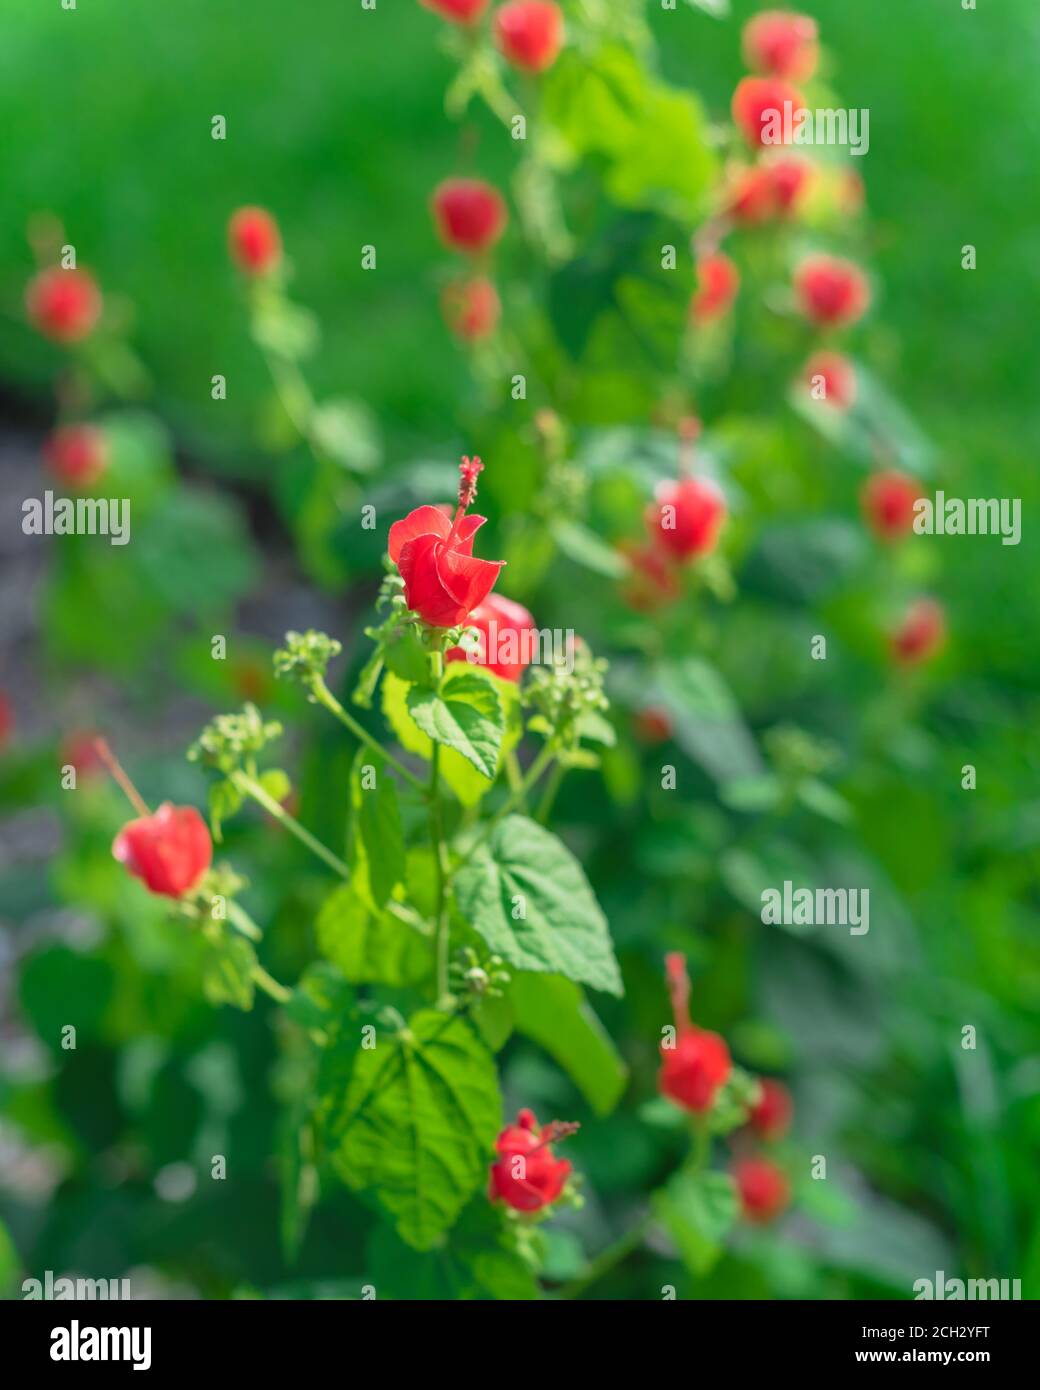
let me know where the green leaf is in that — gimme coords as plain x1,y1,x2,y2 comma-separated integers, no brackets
285,961,355,1031
382,671,507,806
542,46,716,220
652,1170,739,1277
651,658,764,786
309,398,380,473
202,933,257,1011
551,519,627,578
316,883,431,987
330,1011,501,1250
259,768,291,804
251,297,319,361
367,1201,538,1300
406,666,504,780
208,777,244,842
382,626,431,685
511,973,627,1115
454,815,623,997
471,993,514,1052
350,749,405,908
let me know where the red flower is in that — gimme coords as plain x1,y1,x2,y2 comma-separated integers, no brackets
0,693,13,752
731,76,805,149
793,254,870,328
620,541,682,612
25,267,102,343
388,457,504,627
733,1157,791,1224
747,1078,793,1142
431,179,507,255
836,168,866,216
446,592,536,682
113,803,213,898
228,206,282,275
634,707,673,746
742,10,819,80
804,349,856,410
493,1,564,74
658,953,732,1114
690,252,740,323
765,156,814,216
488,1108,576,1212
61,732,105,780
861,470,921,540
419,0,489,23
725,166,777,225
43,425,108,488
891,598,946,666
647,476,726,561
441,275,501,340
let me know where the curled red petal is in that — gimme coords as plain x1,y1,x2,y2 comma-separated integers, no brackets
452,512,486,557
388,505,451,565
435,546,504,620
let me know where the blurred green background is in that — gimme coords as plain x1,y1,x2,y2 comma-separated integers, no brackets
1,0,1038,1300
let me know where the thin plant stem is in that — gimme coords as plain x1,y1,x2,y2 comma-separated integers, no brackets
454,743,556,872
225,899,263,942
252,963,292,1006
427,644,452,1003
536,762,566,824
232,771,350,880
92,739,150,817
555,1210,653,1301
310,675,427,795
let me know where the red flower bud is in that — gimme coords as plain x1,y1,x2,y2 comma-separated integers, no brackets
43,425,108,488
634,707,673,745
61,731,105,780
647,476,726,561
493,1,564,74
891,597,946,666
731,76,805,149
733,1156,791,1223
488,1108,576,1212
619,541,681,612
446,592,536,682
804,349,857,410
725,166,777,225
861,470,921,541
765,155,814,216
441,275,501,340
431,179,507,255
25,267,102,344
228,206,282,275
836,168,866,216
419,0,489,23
742,10,819,80
112,802,213,898
0,693,13,752
388,459,504,627
658,953,732,1113
793,254,870,328
690,252,740,324
747,1078,793,1141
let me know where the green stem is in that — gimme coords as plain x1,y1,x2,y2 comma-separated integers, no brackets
252,963,292,1006
233,771,350,879
536,762,566,824
427,645,452,1004
311,675,427,795
226,899,263,942
690,1113,711,1174
555,1210,653,1301
454,743,557,872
